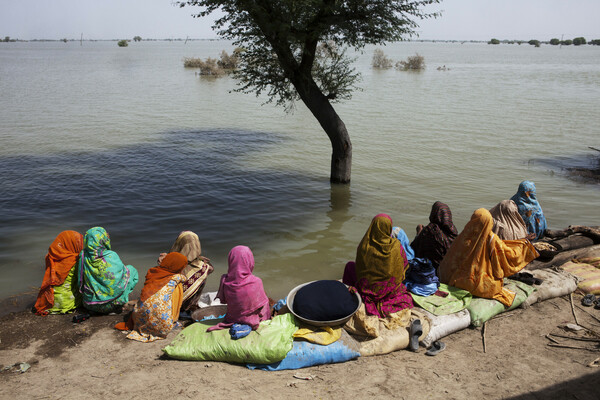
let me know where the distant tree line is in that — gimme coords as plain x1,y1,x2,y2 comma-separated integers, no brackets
489,36,600,46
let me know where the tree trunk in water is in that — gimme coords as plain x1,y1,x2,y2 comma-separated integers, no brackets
294,79,352,184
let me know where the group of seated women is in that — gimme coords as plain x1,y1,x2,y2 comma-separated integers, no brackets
343,180,547,317
35,226,270,343
34,180,547,341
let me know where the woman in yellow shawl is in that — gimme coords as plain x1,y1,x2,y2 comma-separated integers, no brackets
344,214,413,317
438,208,539,307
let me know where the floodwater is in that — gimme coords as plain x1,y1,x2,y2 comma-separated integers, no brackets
0,40,598,305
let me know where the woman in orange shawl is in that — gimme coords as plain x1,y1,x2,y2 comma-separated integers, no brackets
344,214,413,317
438,208,539,307
123,252,188,342
34,230,83,315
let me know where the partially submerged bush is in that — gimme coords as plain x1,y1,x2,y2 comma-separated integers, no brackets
372,48,393,69
217,49,240,70
184,49,241,76
117,40,128,47
396,53,425,71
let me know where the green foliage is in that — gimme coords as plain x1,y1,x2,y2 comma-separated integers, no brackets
488,38,500,45
573,37,586,46
117,39,128,47
549,38,560,45
561,39,573,46
61,38,68,43
177,0,441,110
396,53,425,70
528,39,540,47
133,36,142,42
3,36,10,42
372,49,393,69
590,39,600,46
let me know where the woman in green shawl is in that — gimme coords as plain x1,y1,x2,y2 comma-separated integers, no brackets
78,227,139,314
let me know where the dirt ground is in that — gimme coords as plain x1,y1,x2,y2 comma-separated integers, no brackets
2,293,600,400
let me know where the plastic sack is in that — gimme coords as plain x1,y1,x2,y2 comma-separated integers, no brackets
420,309,471,348
467,279,535,327
522,268,578,307
247,330,360,371
559,259,600,295
162,313,298,364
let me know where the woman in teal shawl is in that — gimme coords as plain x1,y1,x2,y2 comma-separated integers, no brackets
78,227,139,314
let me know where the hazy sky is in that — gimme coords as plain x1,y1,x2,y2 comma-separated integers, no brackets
1,0,598,41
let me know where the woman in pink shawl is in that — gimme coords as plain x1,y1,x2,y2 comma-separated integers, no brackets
206,246,271,332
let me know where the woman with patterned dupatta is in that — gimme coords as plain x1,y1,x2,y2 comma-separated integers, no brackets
157,231,213,312
510,180,548,240
410,201,458,270
343,214,413,318
78,227,138,314
124,252,187,342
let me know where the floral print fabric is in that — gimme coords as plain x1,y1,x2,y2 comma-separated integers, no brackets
127,275,185,342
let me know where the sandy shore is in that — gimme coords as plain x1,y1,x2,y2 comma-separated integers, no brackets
2,293,600,400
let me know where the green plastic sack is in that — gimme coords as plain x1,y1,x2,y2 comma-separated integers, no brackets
467,279,536,327
163,313,298,364
411,283,472,316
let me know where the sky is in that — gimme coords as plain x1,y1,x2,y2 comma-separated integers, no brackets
1,0,599,41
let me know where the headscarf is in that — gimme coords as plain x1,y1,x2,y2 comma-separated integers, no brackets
168,231,213,304
438,208,538,307
34,230,83,315
392,227,415,261
206,246,270,331
140,252,187,302
169,231,203,273
410,201,458,268
355,214,408,284
489,200,529,240
78,227,133,306
510,180,547,239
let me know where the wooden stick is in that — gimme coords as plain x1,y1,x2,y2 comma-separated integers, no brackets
546,334,560,344
589,146,600,153
548,343,597,352
549,333,600,342
570,293,580,326
574,304,600,324
482,322,487,353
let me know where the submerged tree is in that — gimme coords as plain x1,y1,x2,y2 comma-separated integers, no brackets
178,0,440,183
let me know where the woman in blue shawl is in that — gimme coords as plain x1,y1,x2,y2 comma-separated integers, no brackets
78,227,139,314
510,181,547,240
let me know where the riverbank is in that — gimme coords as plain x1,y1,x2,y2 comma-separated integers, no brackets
2,293,600,399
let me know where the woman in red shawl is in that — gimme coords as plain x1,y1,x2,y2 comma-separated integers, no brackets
34,230,84,315
206,245,271,332
343,214,413,317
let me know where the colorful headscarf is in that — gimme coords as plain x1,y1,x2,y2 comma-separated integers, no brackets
168,231,213,304
207,246,270,331
140,252,188,302
489,200,529,240
35,230,83,315
510,180,547,239
438,209,539,307
78,227,133,306
355,214,408,284
410,201,458,268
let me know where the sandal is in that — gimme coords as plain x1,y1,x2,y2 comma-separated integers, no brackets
582,294,596,307
425,340,446,356
409,319,422,352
